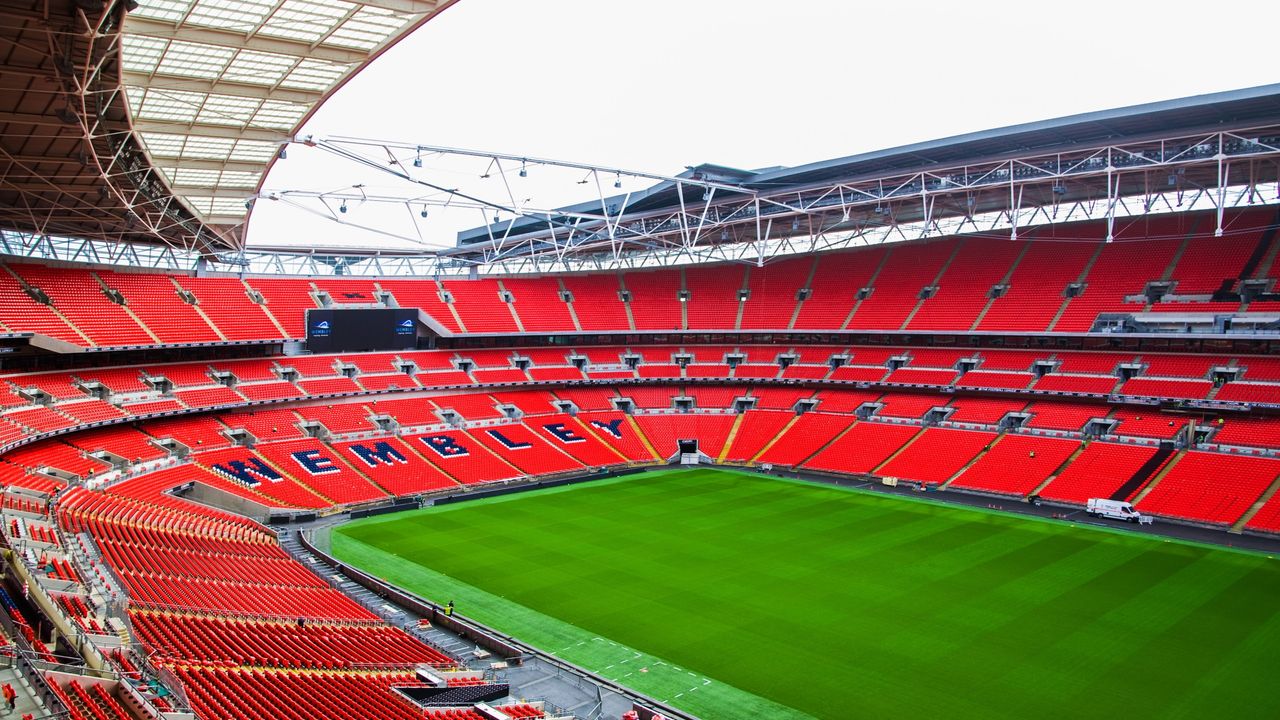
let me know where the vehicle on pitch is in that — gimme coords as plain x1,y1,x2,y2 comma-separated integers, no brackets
1086,498,1143,522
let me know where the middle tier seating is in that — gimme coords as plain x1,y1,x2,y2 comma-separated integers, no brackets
0,209,1275,347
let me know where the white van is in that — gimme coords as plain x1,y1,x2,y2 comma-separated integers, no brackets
1086,498,1143,522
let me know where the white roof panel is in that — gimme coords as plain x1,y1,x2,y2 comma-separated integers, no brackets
120,0,444,230
222,50,301,86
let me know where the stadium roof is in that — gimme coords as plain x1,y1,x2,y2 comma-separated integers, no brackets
0,0,451,255
456,83,1280,251
747,84,1280,187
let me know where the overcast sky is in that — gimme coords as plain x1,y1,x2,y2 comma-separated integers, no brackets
246,0,1279,252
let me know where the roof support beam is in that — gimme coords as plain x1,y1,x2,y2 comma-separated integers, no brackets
0,109,81,127
346,0,437,13
149,157,269,173
132,119,290,142
122,72,327,104
0,178,106,194
1,154,91,167
122,17,375,64
0,65,61,82
163,185,255,198
205,213,251,225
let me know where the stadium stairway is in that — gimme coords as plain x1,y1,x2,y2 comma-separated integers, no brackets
394,432,468,485
869,426,926,474
243,279,294,339
1238,207,1280,280
1109,441,1177,501
0,264,95,346
1128,450,1186,505
274,530,487,660
93,272,163,345
732,269,749,329
494,280,527,333
1028,441,1092,497
190,454,329,508
838,250,890,330
1230,472,1280,533
171,277,229,341
556,278,586,332
1156,226,1198,292
614,275,639,331
1045,241,1107,332
1254,225,1280,280
969,239,1034,330
623,415,662,460
792,418,863,468
716,413,746,463
938,433,1001,489
896,239,964,330
748,413,803,462
785,257,820,329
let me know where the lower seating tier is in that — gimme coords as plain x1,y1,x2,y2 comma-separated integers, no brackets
12,373,1280,720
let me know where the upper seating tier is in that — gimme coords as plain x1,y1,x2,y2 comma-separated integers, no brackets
0,208,1274,347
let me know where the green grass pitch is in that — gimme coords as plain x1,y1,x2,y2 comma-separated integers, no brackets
332,468,1280,720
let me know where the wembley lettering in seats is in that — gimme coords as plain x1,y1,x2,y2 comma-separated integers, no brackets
291,449,341,475
419,434,469,458
209,457,283,487
347,441,409,467
542,423,585,444
589,418,625,439
486,428,531,450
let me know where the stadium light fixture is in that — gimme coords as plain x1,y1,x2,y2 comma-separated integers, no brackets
614,174,622,189
413,156,422,168
420,206,429,218
277,147,287,160
339,201,348,214
519,163,528,178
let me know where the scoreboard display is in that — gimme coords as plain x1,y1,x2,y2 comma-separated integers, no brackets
305,308,418,353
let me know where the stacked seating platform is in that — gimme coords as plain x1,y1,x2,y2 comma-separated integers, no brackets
0,208,1273,346
2,205,1280,720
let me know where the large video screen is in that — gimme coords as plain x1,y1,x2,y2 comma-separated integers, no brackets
305,308,418,353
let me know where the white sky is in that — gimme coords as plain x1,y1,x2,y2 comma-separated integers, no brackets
246,0,1280,252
